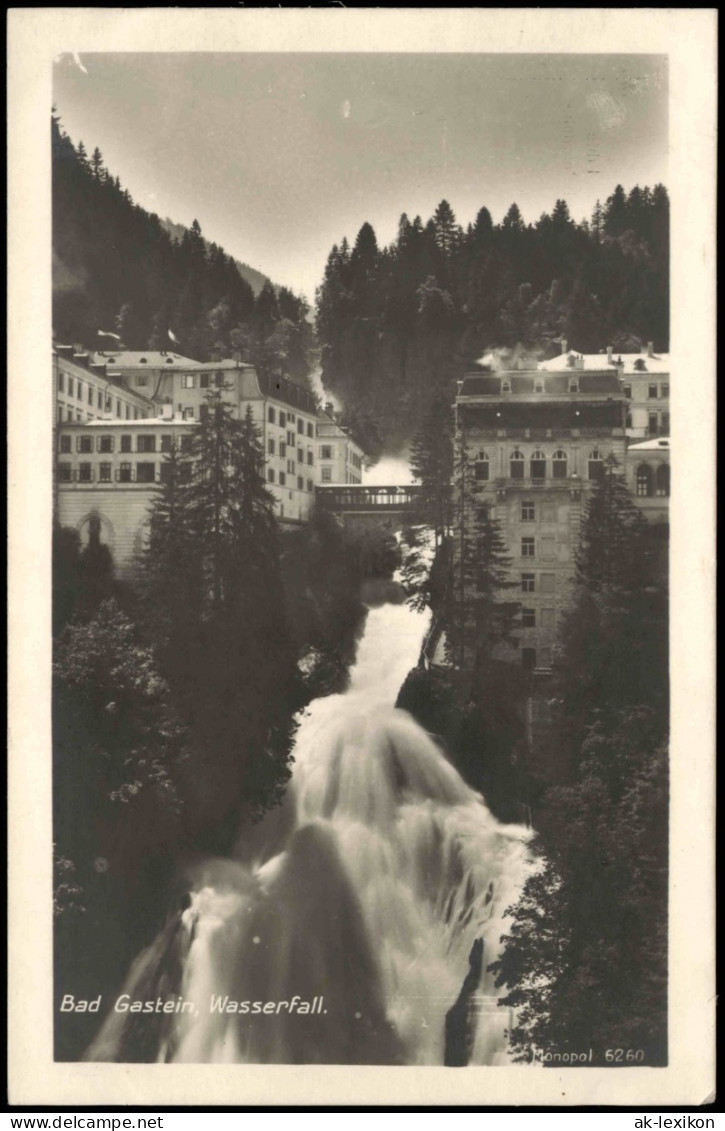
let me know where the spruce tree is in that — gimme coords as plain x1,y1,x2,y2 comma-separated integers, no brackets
409,393,453,544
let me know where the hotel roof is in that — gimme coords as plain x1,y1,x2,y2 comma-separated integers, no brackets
91,351,203,369
539,349,670,376
458,370,623,398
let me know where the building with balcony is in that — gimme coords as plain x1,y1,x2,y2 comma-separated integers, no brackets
55,342,325,572
625,437,671,525
539,342,670,441
454,364,627,674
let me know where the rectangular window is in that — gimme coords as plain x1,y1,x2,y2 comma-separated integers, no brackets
521,501,535,522
541,608,556,629
58,406,63,423
279,471,286,486
288,413,295,424
307,478,314,493
98,435,114,453
137,435,156,453
68,378,74,398
297,476,304,490
268,468,275,483
88,386,93,404
268,438,276,455
307,451,313,466
58,373,65,393
522,647,536,671
307,423,314,438
99,463,112,482
648,384,658,399
280,441,286,457
119,462,133,482
78,463,92,482
268,406,276,424
521,573,535,593
662,383,670,399
287,459,295,474
521,537,535,558
136,462,156,483
136,375,148,387
180,436,193,453
298,447,304,463
322,467,332,483
158,463,172,484
59,435,71,453
120,435,132,453
161,435,173,453
77,381,83,401
521,608,536,628
279,411,286,428
77,435,93,453
58,464,72,482
648,413,659,436
297,419,304,434
134,409,140,420
200,374,210,389
98,391,103,409
183,407,195,420
126,405,131,420
541,537,556,560
540,573,556,594
287,430,295,446
474,460,489,481
182,375,196,389
116,399,122,418
661,413,670,434
320,445,333,460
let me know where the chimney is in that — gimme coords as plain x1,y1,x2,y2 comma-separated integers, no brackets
606,346,613,364
561,339,568,355
324,401,335,418
647,341,654,358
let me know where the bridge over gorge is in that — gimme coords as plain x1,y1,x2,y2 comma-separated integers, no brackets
315,483,424,535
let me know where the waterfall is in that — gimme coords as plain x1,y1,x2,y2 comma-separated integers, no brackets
87,576,532,1065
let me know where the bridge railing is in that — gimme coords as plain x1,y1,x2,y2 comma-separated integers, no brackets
315,484,424,510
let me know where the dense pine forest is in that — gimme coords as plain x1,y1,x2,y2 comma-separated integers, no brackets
52,113,315,385
316,188,669,453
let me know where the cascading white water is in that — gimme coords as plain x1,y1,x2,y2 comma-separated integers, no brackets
87,574,532,1066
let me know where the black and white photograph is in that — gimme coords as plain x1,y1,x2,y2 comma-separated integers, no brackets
8,8,716,1110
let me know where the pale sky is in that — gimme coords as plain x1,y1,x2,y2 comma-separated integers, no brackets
54,53,668,303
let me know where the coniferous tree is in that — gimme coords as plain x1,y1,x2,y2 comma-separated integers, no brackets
444,433,519,684
409,393,453,545
490,462,669,1064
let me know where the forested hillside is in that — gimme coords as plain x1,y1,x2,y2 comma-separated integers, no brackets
316,190,669,452
160,216,272,297
52,113,314,385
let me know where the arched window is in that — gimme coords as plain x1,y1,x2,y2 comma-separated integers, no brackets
552,450,568,479
656,464,670,497
474,450,490,481
636,464,654,497
510,449,524,480
530,450,546,481
588,449,604,481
